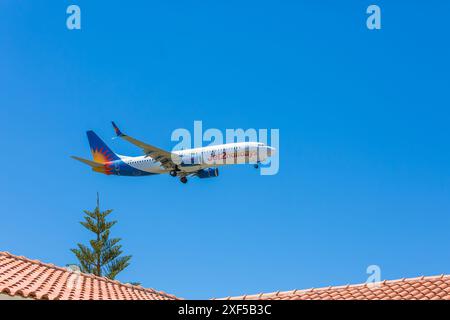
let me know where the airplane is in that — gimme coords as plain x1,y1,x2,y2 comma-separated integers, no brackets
72,122,276,183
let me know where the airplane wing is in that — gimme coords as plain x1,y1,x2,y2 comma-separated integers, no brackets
111,122,181,169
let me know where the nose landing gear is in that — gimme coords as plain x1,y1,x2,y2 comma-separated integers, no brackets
180,176,188,184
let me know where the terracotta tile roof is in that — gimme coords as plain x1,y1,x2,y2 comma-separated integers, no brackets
0,251,180,300
217,275,450,300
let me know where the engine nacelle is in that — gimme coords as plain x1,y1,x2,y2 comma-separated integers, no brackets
197,168,219,179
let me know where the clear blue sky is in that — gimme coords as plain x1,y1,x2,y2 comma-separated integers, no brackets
1,1,449,299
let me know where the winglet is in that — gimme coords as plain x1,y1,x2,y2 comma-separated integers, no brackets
111,121,124,137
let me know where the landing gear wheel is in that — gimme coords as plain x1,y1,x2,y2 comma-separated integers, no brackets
170,170,177,177
254,164,259,169
180,177,188,184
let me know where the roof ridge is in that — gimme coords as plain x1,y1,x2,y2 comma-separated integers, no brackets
213,274,450,300
0,251,179,300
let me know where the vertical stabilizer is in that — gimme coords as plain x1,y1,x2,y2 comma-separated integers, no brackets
86,131,120,163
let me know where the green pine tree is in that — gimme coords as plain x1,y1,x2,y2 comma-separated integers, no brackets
71,193,132,279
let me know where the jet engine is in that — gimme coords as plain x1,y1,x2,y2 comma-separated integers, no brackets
197,168,219,179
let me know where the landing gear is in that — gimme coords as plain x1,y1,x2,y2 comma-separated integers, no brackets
254,163,260,169
170,165,180,177
180,176,188,184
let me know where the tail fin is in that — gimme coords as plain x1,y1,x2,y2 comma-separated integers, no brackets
86,130,120,163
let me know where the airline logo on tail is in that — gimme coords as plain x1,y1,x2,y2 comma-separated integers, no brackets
86,131,120,163
71,131,122,175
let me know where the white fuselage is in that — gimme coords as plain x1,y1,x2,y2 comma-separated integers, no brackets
119,142,274,174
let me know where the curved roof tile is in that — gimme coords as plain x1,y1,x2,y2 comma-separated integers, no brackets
0,251,180,300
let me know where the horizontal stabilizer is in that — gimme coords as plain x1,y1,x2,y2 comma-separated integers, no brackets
71,156,104,168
